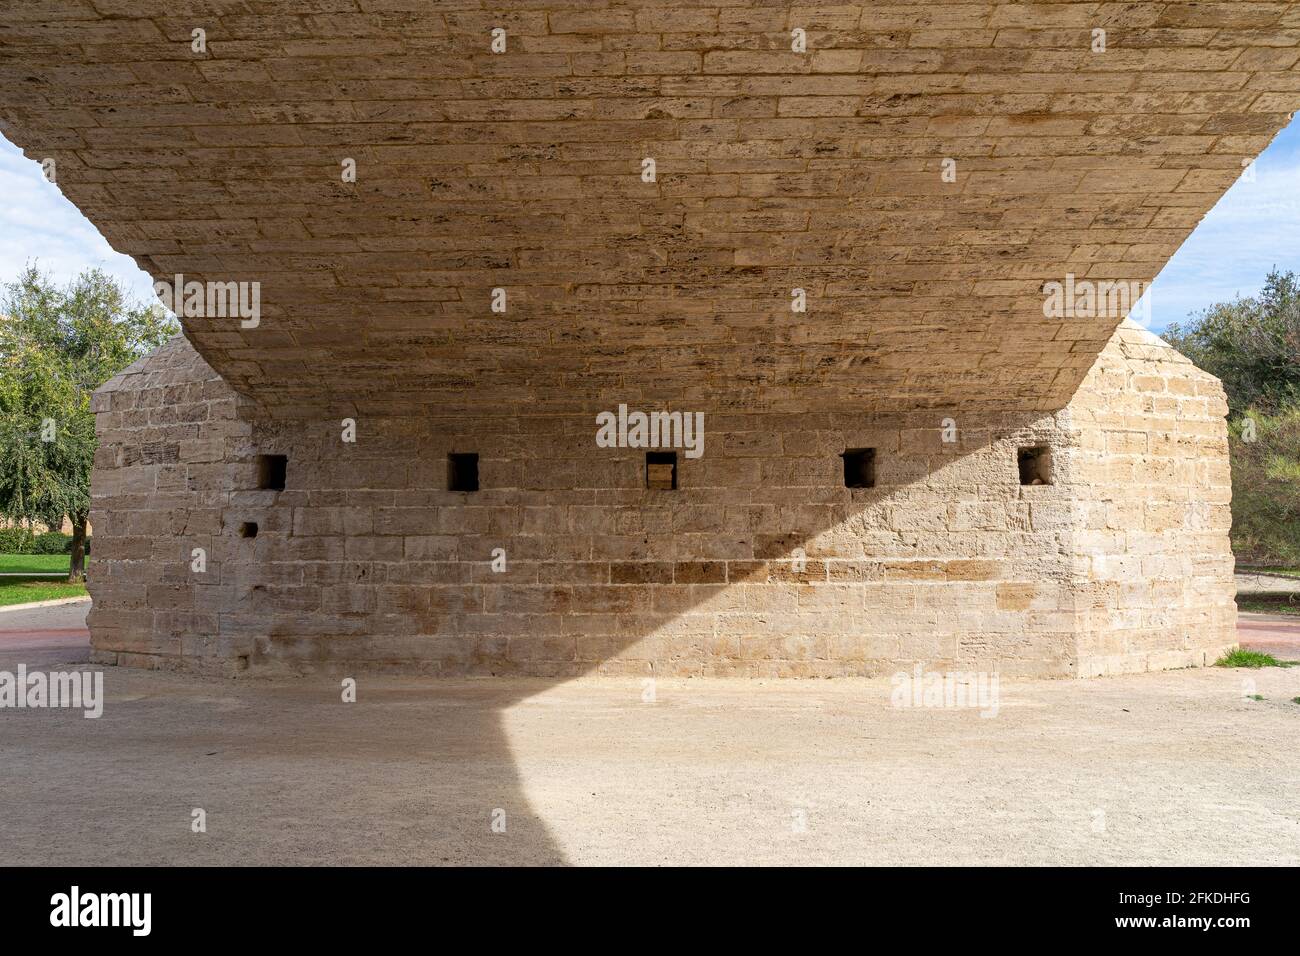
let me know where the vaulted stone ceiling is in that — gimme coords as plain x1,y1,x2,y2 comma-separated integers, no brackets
1,2,1297,415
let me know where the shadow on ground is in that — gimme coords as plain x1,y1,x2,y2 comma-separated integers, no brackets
2,610,1300,866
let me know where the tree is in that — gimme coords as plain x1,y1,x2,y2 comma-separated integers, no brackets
1164,269,1300,566
0,265,177,582
1163,268,1300,414
1227,407,1300,566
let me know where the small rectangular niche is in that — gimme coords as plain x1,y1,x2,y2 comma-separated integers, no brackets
448,453,479,492
646,451,677,490
1018,446,1053,486
256,454,287,491
238,521,258,539
842,448,876,489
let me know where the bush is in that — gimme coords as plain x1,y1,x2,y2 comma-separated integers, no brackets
0,528,35,554
1229,403,1300,566
32,532,71,554
1164,269,1300,415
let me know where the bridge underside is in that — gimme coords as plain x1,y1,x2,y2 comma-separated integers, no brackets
1,2,1287,675
2,1,1298,414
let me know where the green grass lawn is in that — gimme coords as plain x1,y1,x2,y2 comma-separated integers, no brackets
0,553,85,606
1238,596,1300,617
1235,564,1300,616
1241,566,1300,579
0,575,87,607
0,553,72,574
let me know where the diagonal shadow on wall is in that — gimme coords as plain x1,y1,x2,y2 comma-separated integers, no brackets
182,403,1076,863
85,328,1236,863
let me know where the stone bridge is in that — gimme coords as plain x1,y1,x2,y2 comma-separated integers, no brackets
2,1,1295,676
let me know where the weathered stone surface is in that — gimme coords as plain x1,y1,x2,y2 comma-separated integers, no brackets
87,321,1235,677
1,2,1297,412
1067,322,1237,675
0,3,1262,676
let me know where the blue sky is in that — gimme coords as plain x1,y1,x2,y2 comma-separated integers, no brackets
2,121,1298,332
0,136,157,304
1145,117,1300,331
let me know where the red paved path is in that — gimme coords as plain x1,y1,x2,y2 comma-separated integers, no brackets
1235,614,1300,661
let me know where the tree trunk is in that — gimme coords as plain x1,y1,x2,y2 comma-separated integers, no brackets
68,514,87,584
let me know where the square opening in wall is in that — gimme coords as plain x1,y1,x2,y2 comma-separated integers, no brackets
255,454,287,491
448,453,479,492
1018,446,1053,486
842,448,876,489
646,451,677,490
238,522,258,539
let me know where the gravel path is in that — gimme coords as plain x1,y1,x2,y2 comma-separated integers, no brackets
1,662,1296,866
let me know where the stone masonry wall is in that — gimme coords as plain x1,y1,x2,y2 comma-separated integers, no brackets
88,325,1235,679
4,2,1299,417
1067,320,1237,676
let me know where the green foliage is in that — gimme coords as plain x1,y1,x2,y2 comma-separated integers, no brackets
1167,271,1300,567
0,264,176,537
0,530,88,557
1251,567,1300,579
0,576,87,607
1236,595,1300,616
1214,649,1291,668
1226,404,1300,565
0,553,70,573
0,527,35,553
33,531,72,554
1164,269,1300,415
0,330,92,528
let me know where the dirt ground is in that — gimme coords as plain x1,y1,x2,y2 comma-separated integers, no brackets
1,620,1297,865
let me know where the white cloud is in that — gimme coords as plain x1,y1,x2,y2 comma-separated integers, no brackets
1147,122,1300,331
0,135,156,304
